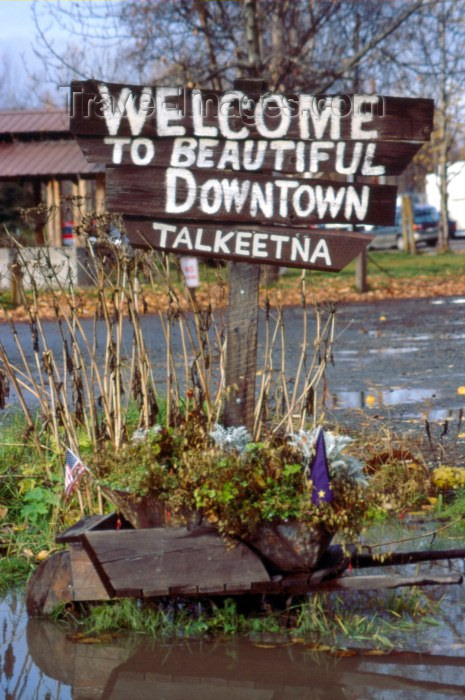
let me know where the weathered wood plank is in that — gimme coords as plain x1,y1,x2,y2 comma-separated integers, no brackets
76,135,423,176
223,261,260,430
84,527,270,597
308,573,463,591
69,543,111,601
106,676,274,700
55,513,119,544
69,81,434,143
124,220,372,272
106,168,397,226
353,546,465,568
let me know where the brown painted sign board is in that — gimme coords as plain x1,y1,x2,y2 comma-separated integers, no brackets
106,167,397,227
124,220,371,272
69,80,433,269
75,136,423,177
69,81,434,143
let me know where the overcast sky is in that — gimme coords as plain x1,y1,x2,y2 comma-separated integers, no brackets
0,0,70,106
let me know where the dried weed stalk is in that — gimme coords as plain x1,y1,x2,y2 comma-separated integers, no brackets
0,216,336,454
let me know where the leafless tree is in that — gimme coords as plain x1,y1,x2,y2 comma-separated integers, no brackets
33,0,424,93
387,0,465,250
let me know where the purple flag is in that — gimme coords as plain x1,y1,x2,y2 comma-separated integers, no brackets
310,430,333,506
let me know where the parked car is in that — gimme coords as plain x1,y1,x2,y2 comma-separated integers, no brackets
365,205,439,250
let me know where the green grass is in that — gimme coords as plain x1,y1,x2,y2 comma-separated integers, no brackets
64,589,440,650
279,249,465,282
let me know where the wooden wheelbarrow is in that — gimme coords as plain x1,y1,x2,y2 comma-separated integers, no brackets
26,512,464,616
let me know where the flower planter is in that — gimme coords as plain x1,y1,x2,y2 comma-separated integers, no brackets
248,520,332,573
101,487,168,529
101,486,195,529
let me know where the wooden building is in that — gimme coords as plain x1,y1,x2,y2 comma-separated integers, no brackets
0,110,104,245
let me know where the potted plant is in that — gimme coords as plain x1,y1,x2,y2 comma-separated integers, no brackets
89,417,370,573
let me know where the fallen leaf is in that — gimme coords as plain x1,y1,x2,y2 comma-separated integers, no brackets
306,643,331,652
365,395,377,407
67,632,115,644
379,315,387,321
22,548,34,558
458,432,465,439
365,649,389,655
457,386,465,395
35,550,50,562
0,506,7,520
252,643,278,649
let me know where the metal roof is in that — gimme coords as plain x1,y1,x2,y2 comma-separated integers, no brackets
0,110,69,135
0,140,103,179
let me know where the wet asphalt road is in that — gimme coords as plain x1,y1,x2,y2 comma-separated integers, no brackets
322,295,465,427
255,294,465,434
1,294,464,434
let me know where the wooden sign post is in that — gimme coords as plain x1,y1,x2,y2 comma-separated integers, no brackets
69,80,433,431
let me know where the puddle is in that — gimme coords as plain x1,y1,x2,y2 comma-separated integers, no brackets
368,346,420,355
329,387,440,410
3,567,465,700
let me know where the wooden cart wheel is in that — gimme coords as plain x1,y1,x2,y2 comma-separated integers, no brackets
26,550,73,617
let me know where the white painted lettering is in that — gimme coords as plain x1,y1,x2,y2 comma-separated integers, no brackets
217,141,240,170
361,143,385,176
291,235,310,262
130,137,155,166
292,185,316,217
335,142,363,175
173,226,193,249
218,91,249,139
315,185,345,218
252,233,269,257
214,229,236,254
344,185,370,220
270,140,295,171
165,168,196,214
194,228,212,252
221,179,251,213
192,90,218,137
295,141,306,173
311,98,341,139
309,141,334,173
299,95,340,139
255,95,291,138
197,138,218,168
275,180,298,218
250,182,273,218
99,85,153,136
152,221,177,248
200,179,222,214
235,231,252,255
351,96,379,139
243,140,267,170
104,137,131,164
270,234,290,259
156,87,186,136
170,138,197,167
309,239,331,265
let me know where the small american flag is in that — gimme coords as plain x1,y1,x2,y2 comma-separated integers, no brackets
64,448,89,498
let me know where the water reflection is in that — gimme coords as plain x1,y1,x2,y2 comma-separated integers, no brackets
25,620,465,699
329,387,441,411
0,590,463,700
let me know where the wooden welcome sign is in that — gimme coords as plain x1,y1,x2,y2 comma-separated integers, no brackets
70,79,433,428
69,80,433,273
